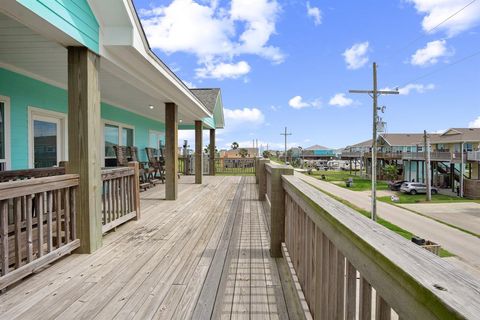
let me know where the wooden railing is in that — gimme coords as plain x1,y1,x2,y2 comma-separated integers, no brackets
0,174,80,290
0,167,65,183
467,151,480,161
214,158,256,175
101,163,140,234
259,162,480,319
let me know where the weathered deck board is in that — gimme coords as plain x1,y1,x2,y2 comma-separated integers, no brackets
0,176,293,320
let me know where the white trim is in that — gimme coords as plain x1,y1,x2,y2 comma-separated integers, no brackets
28,107,68,168
101,119,135,165
0,96,11,170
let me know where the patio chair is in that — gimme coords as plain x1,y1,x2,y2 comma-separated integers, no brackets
129,146,161,186
145,147,165,183
113,145,151,191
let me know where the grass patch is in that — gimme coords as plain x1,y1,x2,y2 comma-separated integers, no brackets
306,170,389,191
378,193,479,204
306,184,454,258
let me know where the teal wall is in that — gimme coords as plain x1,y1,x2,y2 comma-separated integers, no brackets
17,0,99,53
0,67,165,169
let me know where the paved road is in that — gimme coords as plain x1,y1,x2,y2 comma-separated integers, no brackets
296,172,480,270
399,202,480,236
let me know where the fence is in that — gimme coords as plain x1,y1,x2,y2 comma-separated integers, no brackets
257,162,480,319
101,163,140,233
214,158,256,175
0,174,80,290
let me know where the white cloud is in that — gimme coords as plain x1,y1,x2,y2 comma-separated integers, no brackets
288,96,321,109
410,40,452,66
407,0,480,37
329,93,354,107
139,0,284,79
382,83,435,95
196,61,251,79
469,116,480,128
224,107,265,125
343,42,369,70
306,2,322,26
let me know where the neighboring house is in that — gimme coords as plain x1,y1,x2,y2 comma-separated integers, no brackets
342,129,480,198
221,148,258,159
303,144,338,160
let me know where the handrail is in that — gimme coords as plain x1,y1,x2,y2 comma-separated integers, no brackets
0,174,80,290
281,175,480,319
100,163,140,233
0,167,65,183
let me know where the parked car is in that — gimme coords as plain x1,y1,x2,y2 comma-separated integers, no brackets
388,180,407,191
400,182,438,195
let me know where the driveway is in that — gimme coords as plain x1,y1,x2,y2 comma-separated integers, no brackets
398,202,480,236
295,172,480,271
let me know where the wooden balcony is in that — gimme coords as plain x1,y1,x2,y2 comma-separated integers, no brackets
0,176,300,319
2,163,480,319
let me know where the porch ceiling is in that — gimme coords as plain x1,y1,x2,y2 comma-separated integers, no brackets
0,12,206,126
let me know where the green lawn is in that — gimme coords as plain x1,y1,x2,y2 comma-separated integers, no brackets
307,170,389,191
306,184,454,258
378,193,479,204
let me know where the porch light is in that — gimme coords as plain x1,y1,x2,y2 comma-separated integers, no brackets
149,105,154,109
179,119,183,123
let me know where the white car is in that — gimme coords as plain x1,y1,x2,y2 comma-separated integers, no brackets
400,182,438,195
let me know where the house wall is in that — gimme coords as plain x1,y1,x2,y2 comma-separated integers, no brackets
0,67,164,169
16,0,99,52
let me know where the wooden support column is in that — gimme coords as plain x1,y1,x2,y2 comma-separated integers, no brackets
67,47,102,254
209,129,215,176
165,103,178,200
258,159,270,201
269,164,294,257
195,120,203,184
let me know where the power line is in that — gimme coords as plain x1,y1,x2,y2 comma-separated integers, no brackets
396,47,480,88
386,0,477,59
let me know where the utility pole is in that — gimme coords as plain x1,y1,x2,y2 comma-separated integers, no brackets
280,127,292,164
424,130,432,201
460,142,465,198
349,62,399,221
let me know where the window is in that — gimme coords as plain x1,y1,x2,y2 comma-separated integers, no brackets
148,130,164,156
103,121,135,166
28,107,67,168
0,99,9,171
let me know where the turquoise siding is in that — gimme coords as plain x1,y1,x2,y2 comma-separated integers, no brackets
313,150,335,156
0,68,165,169
17,0,99,52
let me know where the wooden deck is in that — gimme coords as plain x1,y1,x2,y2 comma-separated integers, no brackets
0,176,299,319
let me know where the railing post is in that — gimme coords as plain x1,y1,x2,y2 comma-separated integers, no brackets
129,162,141,220
270,164,294,257
258,159,270,201
255,157,260,184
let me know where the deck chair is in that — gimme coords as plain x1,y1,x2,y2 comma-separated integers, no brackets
113,145,151,191
145,147,165,183
129,146,161,186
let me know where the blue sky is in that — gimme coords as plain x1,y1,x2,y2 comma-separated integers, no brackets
133,0,480,150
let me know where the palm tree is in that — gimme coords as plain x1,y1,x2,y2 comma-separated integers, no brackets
231,142,239,150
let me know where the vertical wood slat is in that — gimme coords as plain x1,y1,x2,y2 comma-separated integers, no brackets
336,250,346,319
36,193,44,257
345,260,357,320
47,191,53,252
71,187,77,240
328,240,337,319
376,293,391,320
314,227,323,318
26,195,33,263
64,188,70,243
14,197,21,267
359,276,372,320
321,234,329,319
56,190,62,248
1,200,8,276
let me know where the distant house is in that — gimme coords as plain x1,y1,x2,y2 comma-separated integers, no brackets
221,147,258,159
291,144,337,161
342,128,480,198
